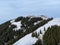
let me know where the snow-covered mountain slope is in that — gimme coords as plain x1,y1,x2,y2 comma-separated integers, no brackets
0,15,51,45
13,33,38,45
13,18,60,45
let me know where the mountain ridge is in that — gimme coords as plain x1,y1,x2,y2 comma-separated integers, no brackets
0,15,60,45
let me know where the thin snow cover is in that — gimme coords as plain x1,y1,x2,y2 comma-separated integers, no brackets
28,16,34,21
10,20,22,31
13,33,38,45
27,15,35,18
39,15,48,20
35,18,60,39
10,19,15,23
34,21,41,25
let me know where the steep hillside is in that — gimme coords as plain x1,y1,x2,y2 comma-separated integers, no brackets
0,15,53,45
13,18,60,45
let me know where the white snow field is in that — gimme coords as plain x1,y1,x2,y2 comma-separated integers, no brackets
13,33,38,45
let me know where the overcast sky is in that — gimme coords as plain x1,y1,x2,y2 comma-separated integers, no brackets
0,0,60,24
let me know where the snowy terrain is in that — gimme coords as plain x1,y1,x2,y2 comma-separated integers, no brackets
10,20,22,31
13,33,38,45
9,15,48,31
13,18,60,45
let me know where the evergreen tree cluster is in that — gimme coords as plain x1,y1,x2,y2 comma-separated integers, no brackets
43,25,60,45
32,32,39,38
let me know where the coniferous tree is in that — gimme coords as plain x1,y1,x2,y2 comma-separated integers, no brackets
43,25,60,45
44,27,46,31
40,30,42,34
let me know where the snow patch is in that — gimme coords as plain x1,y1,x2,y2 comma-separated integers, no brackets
10,19,15,23
13,33,38,45
10,20,22,31
34,21,41,25
39,15,48,20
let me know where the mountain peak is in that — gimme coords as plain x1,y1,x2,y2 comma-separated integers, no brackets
39,15,49,20
26,15,49,20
